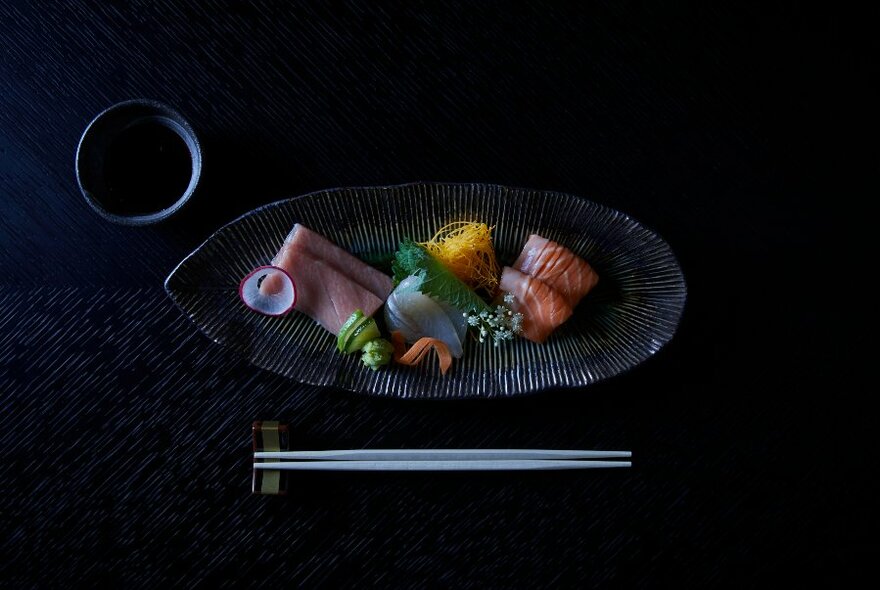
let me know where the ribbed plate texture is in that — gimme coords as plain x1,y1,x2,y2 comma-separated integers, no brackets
165,183,686,398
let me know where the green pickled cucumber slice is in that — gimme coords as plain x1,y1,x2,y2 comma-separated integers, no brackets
345,320,381,353
337,310,365,352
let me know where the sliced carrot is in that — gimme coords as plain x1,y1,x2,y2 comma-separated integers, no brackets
389,331,453,375
433,342,452,375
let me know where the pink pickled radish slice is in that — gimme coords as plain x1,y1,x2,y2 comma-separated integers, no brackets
239,265,297,316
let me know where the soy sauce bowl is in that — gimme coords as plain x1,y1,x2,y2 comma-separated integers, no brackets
75,99,202,225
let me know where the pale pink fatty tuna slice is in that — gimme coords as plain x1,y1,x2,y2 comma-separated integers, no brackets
275,224,392,300
267,224,389,335
282,257,382,335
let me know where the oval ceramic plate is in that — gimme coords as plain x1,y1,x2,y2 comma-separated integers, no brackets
165,183,686,398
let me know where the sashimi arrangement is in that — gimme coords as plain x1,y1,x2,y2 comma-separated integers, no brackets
240,221,599,375
165,184,687,397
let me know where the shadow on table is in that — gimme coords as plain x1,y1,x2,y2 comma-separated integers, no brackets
157,133,317,245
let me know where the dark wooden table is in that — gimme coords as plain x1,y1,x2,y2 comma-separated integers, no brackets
1,2,872,587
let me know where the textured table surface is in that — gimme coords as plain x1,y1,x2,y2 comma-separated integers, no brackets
0,2,872,587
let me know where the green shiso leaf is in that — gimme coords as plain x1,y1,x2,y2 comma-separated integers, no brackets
392,238,490,314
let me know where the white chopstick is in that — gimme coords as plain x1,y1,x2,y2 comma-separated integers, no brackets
253,449,631,461
253,459,631,471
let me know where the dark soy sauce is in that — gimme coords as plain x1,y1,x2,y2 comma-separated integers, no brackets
102,120,192,215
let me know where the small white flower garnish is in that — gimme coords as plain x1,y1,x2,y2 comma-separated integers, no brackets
463,293,524,346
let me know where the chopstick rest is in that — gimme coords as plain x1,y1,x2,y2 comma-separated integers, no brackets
252,421,290,495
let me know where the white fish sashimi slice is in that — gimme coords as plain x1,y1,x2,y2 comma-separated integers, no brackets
384,275,429,340
384,294,423,343
383,275,421,341
436,299,468,345
401,272,466,344
396,292,464,358
384,283,465,358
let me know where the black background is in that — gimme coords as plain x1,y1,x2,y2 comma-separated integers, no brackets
1,2,874,587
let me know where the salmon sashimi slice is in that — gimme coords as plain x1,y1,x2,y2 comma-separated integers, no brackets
275,224,392,301
513,234,598,308
273,245,383,335
498,267,572,343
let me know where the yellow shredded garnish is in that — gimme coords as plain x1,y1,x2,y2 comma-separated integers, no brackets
419,222,500,294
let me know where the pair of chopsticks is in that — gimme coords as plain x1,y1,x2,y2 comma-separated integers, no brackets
253,449,632,471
